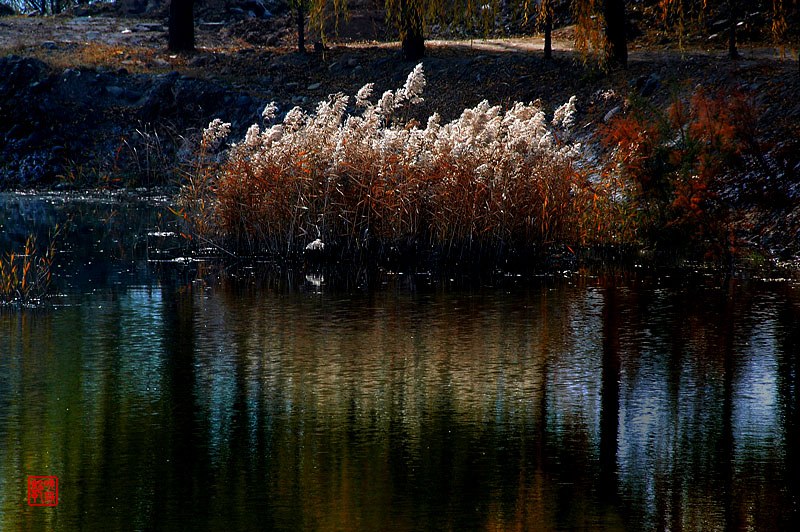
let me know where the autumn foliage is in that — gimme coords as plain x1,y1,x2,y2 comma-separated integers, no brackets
602,87,763,257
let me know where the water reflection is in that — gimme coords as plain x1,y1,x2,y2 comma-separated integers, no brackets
1,196,799,531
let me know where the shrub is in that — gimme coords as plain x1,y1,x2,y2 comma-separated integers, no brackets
601,87,766,259
180,65,599,260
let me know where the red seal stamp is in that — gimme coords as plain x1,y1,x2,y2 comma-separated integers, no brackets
28,476,58,506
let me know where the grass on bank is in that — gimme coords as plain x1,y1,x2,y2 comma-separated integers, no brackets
178,64,623,260
177,64,786,264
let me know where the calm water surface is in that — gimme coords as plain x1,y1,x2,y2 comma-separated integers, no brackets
1,193,798,531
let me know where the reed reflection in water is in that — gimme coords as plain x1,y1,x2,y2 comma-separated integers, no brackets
1,275,798,531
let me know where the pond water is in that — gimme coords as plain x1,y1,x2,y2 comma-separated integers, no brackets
1,193,798,531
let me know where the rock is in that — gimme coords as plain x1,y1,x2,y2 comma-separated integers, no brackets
372,57,390,69
124,89,143,101
0,56,48,94
199,22,226,31
29,75,54,91
641,75,660,97
51,146,66,159
604,105,622,123
135,22,164,32
5,124,21,141
305,238,325,251
19,132,43,149
188,55,209,67
42,41,57,50
106,85,125,98
138,78,176,120
307,82,321,90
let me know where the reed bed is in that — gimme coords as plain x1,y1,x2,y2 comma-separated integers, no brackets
0,229,59,305
179,64,614,261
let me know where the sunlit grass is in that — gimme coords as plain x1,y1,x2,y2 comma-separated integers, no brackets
1,41,184,74
178,64,623,261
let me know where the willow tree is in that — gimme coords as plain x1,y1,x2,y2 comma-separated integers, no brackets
383,0,450,60
315,0,508,60
659,0,741,58
522,0,556,59
289,0,310,53
311,0,629,65
542,1,554,59
663,0,800,60
570,0,627,67
773,0,800,75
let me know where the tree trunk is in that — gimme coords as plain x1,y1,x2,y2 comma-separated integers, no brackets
297,2,306,53
603,0,628,68
400,0,425,61
728,0,739,59
544,5,552,60
168,0,195,52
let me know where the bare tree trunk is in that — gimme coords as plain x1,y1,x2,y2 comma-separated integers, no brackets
400,0,425,61
603,0,628,68
168,0,195,52
544,4,552,60
728,0,739,59
297,2,306,53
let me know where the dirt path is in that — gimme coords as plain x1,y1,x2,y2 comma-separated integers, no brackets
3,14,795,67
0,15,240,50
0,16,165,48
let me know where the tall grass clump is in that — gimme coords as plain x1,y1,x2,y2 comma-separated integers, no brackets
0,228,60,306
179,64,605,261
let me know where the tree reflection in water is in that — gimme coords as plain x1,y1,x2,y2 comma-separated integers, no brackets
0,204,798,532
